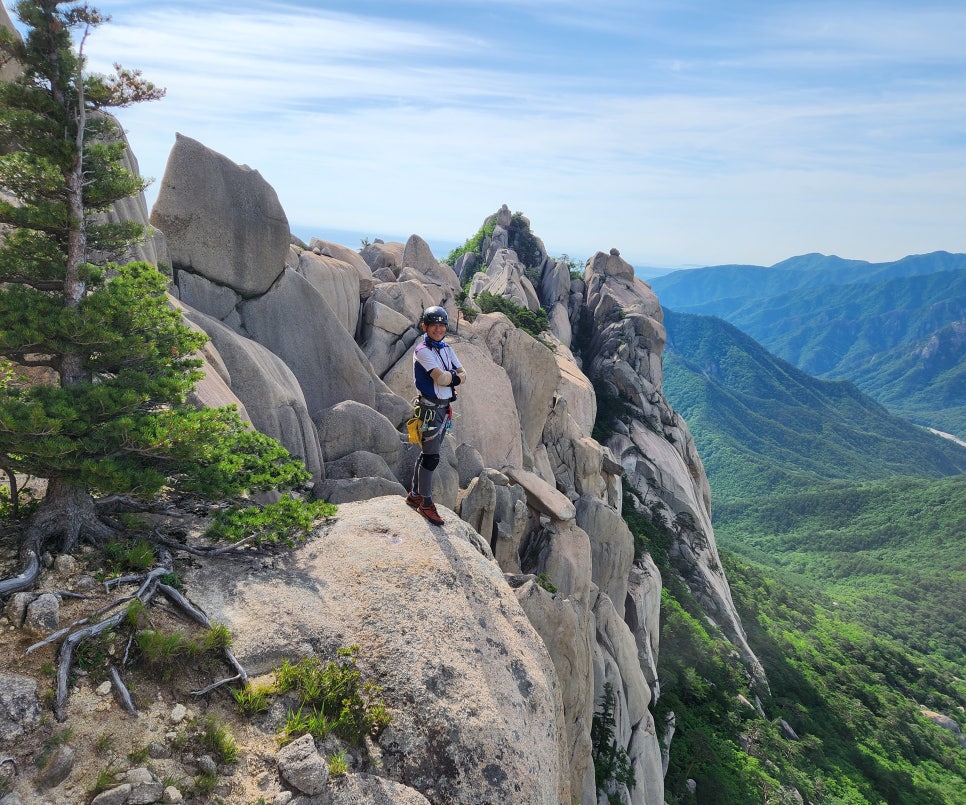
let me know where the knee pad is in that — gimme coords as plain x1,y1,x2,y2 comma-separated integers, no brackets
421,453,440,471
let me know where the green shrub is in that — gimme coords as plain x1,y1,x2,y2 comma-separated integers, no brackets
271,646,391,747
130,621,234,678
135,629,191,673
231,681,272,715
444,218,497,266
592,682,635,804
328,749,349,777
455,289,478,323
128,743,150,764
101,538,156,574
192,772,218,796
206,495,336,547
199,716,238,764
475,292,549,338
507,212,540,267
591,379,632,443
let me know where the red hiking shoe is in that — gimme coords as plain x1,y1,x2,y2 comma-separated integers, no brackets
405,492,423,509
416,500,444,526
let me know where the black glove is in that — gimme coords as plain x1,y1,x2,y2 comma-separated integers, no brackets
450,374,462,387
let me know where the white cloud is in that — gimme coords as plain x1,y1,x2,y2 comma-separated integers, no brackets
77,0,966,266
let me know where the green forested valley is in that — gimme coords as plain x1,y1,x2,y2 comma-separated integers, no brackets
655,305,966,804
651,253,966,440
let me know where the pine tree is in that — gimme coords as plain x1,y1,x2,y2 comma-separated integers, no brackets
0,1,311,591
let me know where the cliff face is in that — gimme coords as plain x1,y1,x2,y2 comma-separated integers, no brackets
138,136,762,804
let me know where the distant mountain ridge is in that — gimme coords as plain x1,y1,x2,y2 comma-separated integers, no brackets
651,251,966,306
660,308,966,502
650,251,966,438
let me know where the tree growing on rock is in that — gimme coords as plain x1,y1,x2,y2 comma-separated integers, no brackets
0,1,312,593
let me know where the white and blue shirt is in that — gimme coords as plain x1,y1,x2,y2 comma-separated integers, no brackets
414,335,463,402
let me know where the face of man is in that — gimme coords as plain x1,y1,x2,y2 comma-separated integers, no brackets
423,322,447,338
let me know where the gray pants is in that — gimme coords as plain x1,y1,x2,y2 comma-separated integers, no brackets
411,402,449,501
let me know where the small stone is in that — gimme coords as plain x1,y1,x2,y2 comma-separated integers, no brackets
0,673,41,741
53,554,78,574
96,680,112,696
125,767,155,785
161,786,184,803
170,703,187,723
37,744,75,788
277,733,327,796
24,592,59,633
90,784,132,805
3,592,32,628
197,754,217,776
125,767,164,805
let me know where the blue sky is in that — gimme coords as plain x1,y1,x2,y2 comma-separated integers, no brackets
43,1,966,266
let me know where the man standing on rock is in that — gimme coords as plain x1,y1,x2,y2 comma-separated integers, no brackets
407,306,466,525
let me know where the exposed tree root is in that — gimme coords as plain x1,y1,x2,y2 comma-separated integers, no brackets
5,490,254,721
109,665,137,716
35,566,249,721
24,480,116,557
0,550,39,598
158,583,248,688
0,483,121,598
153,530,263,557
53,568,168,721
190,673,245,697
25,594,137,656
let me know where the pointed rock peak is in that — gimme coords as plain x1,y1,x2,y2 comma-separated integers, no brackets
402,234,439,274
587,248,635,281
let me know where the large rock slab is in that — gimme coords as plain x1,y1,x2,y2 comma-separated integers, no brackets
313,400,401,470
327,772,431,804
296,249,362,337
307,237,373,284
150,134,289,296
473,313,560,453
360,239,404,273
504,467,576,522
400,234,460,291
511,575,592,803
239,267,380,417
576,495,635,619
180,304,324,482
182,496,564,805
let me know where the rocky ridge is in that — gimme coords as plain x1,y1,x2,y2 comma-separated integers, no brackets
0,128,766,805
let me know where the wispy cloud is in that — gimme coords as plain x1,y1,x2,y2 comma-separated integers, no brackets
73,0,966,266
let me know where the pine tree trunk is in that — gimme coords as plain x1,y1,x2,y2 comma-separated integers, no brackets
2,479,110,596
23,477,111,557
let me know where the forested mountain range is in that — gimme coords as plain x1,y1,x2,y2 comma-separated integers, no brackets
659,309,966,501
651,252,966,438
656,303,966,804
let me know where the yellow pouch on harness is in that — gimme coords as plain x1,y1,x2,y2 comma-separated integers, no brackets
406,417,422,445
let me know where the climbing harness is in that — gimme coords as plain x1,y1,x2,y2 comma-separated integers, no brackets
408,397,453,446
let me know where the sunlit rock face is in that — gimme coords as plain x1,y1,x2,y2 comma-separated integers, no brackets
139,128,766,802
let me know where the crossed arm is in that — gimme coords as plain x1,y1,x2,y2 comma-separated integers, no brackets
429,366,467,387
